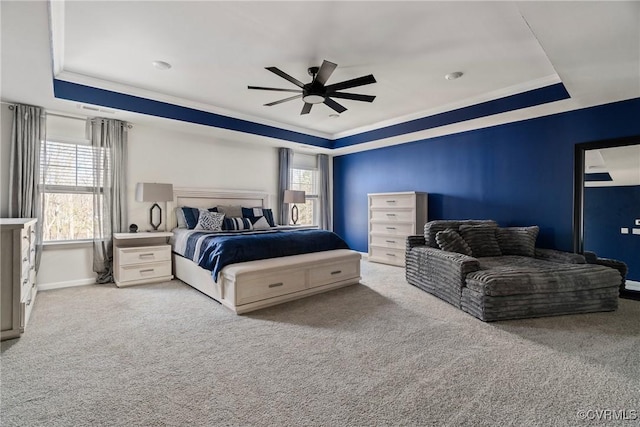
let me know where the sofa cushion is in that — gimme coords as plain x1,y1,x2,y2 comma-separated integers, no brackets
435,229,472,256
459,224,502,257
424,220,497,248
496,226,539,257
465,256,622,296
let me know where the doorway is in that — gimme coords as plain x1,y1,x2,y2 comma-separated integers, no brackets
574,136,640,299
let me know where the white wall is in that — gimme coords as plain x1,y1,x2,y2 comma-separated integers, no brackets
0,112,280,289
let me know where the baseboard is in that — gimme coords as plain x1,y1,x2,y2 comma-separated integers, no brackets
37,278,97,291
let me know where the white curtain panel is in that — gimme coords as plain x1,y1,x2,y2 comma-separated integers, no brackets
9,104,46,270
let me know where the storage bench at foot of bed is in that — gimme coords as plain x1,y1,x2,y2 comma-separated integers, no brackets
174,249,361,314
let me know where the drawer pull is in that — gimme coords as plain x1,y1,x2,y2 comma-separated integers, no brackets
330,270,342,275
139,253,155,259
268,282,284,288
386,227,397,230
386,213,397,216
386,253,397,257
139,269,155,274
385,240,397,243
386,200,396,203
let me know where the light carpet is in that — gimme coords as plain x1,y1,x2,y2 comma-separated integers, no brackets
1,260,639,426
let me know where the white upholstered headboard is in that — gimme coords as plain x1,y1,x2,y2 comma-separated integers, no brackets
169,187,271,229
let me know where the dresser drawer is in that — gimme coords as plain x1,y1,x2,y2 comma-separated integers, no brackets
369,246,405,266
370,208,415,222
370,222,415,235
118,261,172,283
370,235,406,250
235,270,306,305
308,260,359,288
117,245,170,266
369,194,416,209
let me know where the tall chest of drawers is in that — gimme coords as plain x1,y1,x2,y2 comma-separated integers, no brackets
367,192,428,267
1,218,38,341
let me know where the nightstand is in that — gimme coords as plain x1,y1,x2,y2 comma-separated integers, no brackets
113,232,173,287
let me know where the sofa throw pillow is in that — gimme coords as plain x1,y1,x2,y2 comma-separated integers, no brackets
242,207,276,227
194,210,225,231
458,224,502,257
496,226,539,257
435,229,472,256
223,217,253,231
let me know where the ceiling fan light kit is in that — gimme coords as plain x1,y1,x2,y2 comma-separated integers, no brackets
248,60,376,115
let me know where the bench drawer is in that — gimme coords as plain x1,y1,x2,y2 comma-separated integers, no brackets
235,270,306,305
308,261,359,288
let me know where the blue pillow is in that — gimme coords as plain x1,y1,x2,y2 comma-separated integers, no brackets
223,217,253,231
242,207,275,227
179,207,200,229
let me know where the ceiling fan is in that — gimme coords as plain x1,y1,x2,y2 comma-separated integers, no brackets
248,60,376,115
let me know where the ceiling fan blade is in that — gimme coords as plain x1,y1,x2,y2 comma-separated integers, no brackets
325,74,376,92
264,94,303,106
301,103,313,115
248,86,302,93
265,67,305,88
328,92,376,102
323,98,347,114
314,60,337,86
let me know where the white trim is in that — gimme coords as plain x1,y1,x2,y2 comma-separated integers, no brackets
48,0,65,76
37,278,96,291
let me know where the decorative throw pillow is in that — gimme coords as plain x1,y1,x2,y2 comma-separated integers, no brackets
250,216,272,230
175,207,188,229
458,224,502,257
496,226,539,257
178,207,201,229
216,205,243,218
194,210,225,231
223,217,253,231
242,207,276,227
435,229,473,256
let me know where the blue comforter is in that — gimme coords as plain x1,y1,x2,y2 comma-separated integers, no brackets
183,229,350,281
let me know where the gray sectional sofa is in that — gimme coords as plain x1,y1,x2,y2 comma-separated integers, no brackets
405,220,622,321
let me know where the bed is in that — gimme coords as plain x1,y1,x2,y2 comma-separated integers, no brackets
169,188,361,314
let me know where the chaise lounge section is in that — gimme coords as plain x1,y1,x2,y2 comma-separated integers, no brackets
406,220,622,321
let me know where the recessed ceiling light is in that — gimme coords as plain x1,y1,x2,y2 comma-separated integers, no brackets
445,71,463,80
152,60,172,70
329,114,340,118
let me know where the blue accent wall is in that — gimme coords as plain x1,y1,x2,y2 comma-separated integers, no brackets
584,186,640,281
333,97,640,253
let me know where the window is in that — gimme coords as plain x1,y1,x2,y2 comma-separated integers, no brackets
290,167,318,225
40,140,106,241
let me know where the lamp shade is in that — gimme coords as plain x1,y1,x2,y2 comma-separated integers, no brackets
135,183,173,202
284,190,305,204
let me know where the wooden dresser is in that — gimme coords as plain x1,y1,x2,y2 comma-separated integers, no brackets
367,192,428,266
1,218,38,341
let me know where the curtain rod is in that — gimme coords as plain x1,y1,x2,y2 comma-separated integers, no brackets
6,104,132,128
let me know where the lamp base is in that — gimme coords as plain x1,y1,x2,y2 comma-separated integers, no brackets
149,203,162,231
290,204,299,225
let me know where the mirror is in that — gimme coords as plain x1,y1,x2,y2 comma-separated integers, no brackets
574,136,640,300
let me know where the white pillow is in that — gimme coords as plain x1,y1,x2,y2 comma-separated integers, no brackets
251,216,271,230
194,210,225,231
175,207,187,229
